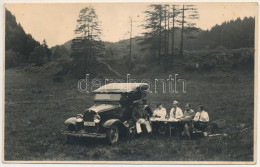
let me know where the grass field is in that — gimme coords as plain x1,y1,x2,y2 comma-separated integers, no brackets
4,67,254,161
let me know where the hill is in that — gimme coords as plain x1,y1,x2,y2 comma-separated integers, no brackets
5,9,41,68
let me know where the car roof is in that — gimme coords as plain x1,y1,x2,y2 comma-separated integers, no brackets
93,83,149,93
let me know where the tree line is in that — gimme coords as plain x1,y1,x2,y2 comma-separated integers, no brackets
193,17,255,49
137,16,255,63
139,4,199,68
5,5,255,75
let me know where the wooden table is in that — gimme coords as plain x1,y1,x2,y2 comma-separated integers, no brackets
150,117,180,136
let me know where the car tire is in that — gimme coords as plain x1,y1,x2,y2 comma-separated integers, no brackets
66,124,76,144
106,125,119,145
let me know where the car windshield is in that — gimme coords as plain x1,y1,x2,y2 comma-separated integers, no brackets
94,94,121,101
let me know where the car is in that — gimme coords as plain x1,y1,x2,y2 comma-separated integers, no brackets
61,83,149,144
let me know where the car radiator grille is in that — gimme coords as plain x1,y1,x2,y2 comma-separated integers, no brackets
83,110,99,133
83,110,95,121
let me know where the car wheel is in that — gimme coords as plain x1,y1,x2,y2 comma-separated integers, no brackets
66,124,76,144
106,125,119,145
68,124,76,131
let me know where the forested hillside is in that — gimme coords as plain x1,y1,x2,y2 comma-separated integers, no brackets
5,9,40,67
191,17,255,49
5,9,53,68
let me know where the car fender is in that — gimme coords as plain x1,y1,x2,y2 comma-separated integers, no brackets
103,119,122,128
65,117,77,125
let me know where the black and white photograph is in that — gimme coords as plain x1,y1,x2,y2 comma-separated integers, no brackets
1,1,258,164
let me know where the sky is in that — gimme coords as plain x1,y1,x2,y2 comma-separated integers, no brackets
5,2,258,47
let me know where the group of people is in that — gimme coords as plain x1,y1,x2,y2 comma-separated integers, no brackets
131,100,210,138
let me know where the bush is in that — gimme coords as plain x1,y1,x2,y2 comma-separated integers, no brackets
29,45,51,66
5,49,22,68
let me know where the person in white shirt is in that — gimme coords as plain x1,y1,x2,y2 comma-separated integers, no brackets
169,101,183,137
152,103,167,135
153,103,167,118
169,100,183,119
193,105,209,134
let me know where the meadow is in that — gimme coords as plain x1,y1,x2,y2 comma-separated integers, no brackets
4,67,254,162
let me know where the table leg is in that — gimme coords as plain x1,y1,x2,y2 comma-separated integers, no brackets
169,123,171,136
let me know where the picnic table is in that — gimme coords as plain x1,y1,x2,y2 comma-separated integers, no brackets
150,117,180,136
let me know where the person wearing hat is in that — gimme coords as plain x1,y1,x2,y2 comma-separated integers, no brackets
132,100,152,135
169,100,183,119
193,105,209,136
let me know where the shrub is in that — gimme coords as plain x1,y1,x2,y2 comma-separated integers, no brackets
5,49,21,68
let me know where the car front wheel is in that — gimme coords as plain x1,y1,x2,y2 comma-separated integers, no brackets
106,125,119,145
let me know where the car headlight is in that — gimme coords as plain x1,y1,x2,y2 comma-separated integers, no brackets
93,115,101,123
76,114,83,122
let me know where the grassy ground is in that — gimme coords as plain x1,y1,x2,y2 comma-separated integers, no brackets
4,67,254,161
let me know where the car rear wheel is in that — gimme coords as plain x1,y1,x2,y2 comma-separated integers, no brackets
106,125,119,145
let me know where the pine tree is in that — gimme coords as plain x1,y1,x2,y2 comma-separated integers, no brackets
29,40,51,66
141,4,184,71
139,4,163,65
170,5,181,65
71,6,104,74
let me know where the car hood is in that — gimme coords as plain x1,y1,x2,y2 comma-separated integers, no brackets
88,103,120,113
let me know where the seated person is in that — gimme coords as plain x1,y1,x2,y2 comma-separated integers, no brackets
152,104,167,135
153,103,167,119
169,100,183,137
169,100,183,119
132,102,152,135
193,105,209,135
179,103,195,138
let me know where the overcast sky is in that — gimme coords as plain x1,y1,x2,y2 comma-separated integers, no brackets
5,2,258,47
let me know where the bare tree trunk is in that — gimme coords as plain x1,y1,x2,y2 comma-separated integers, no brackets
158,6,162,65
167,10,170,55
180,5,185,57
129,17,132,67
86,25,90,69
89,25,93,66
164,7,167,55
171,7,175,65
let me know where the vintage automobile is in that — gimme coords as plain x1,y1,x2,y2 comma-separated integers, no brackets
61,83,149,144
